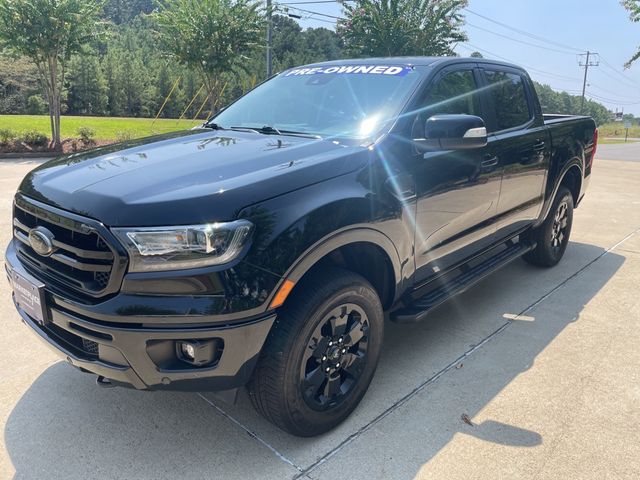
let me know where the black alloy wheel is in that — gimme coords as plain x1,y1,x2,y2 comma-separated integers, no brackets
523,186,574,267
550,199,570,255
300,303,369,411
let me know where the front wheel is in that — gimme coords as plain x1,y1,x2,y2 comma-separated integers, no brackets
248,268,384,436
523,186,574,267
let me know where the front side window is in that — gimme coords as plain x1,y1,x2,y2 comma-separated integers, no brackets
423,70,482,117
484,70,531,131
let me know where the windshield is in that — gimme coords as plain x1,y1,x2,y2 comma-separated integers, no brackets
211,64,424,139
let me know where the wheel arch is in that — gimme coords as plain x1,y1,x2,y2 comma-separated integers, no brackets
537,161,583,226
268,227,404,311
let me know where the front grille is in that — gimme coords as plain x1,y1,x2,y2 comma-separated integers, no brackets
46,322,100,357
12,196,121,298
81,338,100,355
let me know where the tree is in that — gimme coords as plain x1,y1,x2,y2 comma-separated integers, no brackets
303,27,343,63
534,81,612,126
0,54,40,114
269,15,343,71
66,54,108,115
338,0,467,57
104,0,153,25
0,0,105,149
272,15,304,70
623,0,640,67
154,0,264,114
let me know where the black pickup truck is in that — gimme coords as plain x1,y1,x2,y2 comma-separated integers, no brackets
6,57,597,436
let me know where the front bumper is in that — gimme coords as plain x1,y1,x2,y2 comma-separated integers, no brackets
5,243,275,392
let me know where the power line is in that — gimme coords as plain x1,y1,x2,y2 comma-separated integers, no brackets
279,0,344,4
586,91,640,105
588,82,639,102
600,57,640,89
466,21,577,55
274,3,343,24
464,8,585,53
459,43,580,82
280,5,344,19
304,16,338,24
595,67,640,90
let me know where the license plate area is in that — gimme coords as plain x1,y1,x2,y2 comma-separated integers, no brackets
11,270,47,324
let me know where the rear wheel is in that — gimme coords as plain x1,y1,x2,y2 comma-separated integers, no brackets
248,268,384,436
523,186,574,267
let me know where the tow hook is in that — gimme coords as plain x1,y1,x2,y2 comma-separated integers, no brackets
96,375,115,388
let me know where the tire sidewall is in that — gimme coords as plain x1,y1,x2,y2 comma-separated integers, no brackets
544,189,574,263
281,283,383,434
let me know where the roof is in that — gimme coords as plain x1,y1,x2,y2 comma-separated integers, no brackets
298,56,526,73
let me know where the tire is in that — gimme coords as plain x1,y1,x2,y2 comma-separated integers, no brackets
523,186,574,267
247,267,384,437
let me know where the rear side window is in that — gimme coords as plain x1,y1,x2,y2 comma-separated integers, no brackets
423,70,482,117
484,70,531,131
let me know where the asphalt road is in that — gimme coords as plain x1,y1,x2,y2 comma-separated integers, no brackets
598,142,640,162
1,143,639,479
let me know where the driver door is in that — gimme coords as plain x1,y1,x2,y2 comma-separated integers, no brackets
411,66,502,282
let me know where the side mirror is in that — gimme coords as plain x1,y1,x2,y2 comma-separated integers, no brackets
418,114,487,150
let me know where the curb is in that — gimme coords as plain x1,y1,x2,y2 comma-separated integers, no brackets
0,153,56,161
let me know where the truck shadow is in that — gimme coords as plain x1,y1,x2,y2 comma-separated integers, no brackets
3,242,625,479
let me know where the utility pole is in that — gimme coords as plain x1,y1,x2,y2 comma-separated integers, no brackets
579,51,599,114
266,0,273,78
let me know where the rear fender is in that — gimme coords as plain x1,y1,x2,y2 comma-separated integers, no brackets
535,160,583,227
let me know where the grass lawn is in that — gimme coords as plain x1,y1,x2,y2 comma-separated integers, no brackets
598,138,639,145
0,114,202,141
598,122,640,139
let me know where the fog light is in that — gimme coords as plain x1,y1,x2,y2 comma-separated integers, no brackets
181,342,196,360
176,339,219,367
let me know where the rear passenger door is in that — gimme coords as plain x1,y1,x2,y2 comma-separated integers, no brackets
480,67,551,238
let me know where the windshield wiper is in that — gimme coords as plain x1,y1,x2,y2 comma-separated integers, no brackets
276,129,322,139
202,122,226,130
229,126,262,134
229,125,321,139
258,125,282,135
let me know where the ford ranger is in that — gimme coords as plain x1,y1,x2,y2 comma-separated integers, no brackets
5,57,597,436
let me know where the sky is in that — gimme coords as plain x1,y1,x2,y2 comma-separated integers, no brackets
281,0,640,115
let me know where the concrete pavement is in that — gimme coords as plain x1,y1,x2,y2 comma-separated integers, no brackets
1,144,639,479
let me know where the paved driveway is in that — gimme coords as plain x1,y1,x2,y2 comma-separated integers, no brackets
1,144,639,479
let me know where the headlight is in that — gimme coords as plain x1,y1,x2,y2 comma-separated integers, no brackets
112,220,253,272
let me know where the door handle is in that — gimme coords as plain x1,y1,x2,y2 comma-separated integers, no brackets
533,140,546,151
481,155,499,168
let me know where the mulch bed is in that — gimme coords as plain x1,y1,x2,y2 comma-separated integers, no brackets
0,138,114,156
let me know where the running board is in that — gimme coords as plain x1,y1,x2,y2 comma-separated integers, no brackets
391,240,536,324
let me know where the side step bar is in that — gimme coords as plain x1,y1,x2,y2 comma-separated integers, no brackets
391,240,536,324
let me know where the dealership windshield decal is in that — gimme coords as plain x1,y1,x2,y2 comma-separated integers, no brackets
283,65,412,77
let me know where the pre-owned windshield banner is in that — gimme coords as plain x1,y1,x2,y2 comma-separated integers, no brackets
283,65,412,77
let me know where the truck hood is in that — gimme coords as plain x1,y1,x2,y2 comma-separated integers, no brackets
19,129,368,226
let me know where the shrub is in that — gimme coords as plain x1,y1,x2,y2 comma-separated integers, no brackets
77,126,96,145
0,128,15,145
116,130,133,142
21,129,48,146
26,95,47,115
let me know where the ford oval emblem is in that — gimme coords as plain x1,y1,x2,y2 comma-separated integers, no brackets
28,227,55,257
